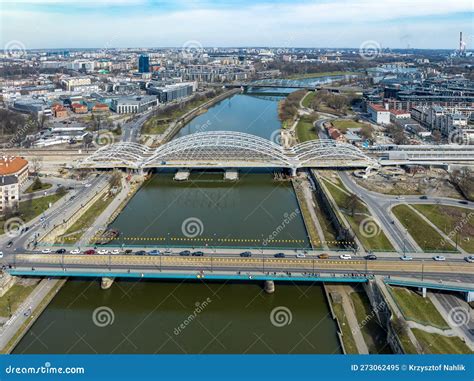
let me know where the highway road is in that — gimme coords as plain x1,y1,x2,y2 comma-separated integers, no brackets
121,110,155,142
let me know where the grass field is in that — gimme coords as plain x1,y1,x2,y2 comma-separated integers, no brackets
389,286,449,329
302,91,316,108
412,204,474,253
323,179,394,251
295,115,318,142
392,205,458,252
292,181,322,248
332,302,358,354
0,283,38,317
412,329,472,354
25,181,52,194
350,290,392,354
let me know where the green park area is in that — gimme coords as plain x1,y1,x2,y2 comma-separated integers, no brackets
412,204,474,253
331,119,373,139
331,299,358,354
295,115,318,142
412,329,472,354
392,205,457,252
24,179,52,194
0,283,38,318
388,286,449,329
322,177,393,251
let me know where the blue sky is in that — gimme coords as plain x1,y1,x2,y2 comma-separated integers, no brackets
1,0,472,49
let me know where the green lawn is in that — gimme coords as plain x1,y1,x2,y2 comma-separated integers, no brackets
350,290,392,353
323,179,394,251
332,302,358,354
0,283,37,317
56,190,115,243
413,204,474,253
296,115,318,142
412,329,473,354
292,181,322,248
389,286,449,329
392,205,458,252
24,181,52,194
302,92,316,108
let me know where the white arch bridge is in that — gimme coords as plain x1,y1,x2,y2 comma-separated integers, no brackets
78,131,379,174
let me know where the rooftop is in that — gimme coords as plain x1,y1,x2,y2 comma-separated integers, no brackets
0,157,28,176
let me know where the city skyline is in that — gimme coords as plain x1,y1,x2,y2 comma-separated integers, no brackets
1,0,473,49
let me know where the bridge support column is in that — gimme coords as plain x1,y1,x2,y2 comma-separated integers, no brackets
466,291,474,303
420,287,427,298
264,280,275,294
101,277,115,290
290,167,297,178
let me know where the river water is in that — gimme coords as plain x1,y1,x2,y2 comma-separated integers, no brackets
14,78,343,354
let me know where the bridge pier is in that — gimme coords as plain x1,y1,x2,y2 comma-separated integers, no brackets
420,287,427,298
101,277,115,290
264,280,275,294
290,167,297,177
466,291,474,303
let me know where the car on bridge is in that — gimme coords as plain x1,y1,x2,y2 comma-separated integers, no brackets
97,249,108,255
84,249,96,255
365,254,377,260
274,253,286,258
110,249,120,255
70,249,81,254
192,251,204,257
464,256,474,263
149,250,160,255
340,254,352,260
135,250,147,256
400,255,413,261
433,255,446,261
56,248,66,254
318,253,329,259
296,253,306,258
179,250,191,256
41,249,52,254
240,251,252,257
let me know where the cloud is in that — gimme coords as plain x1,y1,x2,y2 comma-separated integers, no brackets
1,0,472,48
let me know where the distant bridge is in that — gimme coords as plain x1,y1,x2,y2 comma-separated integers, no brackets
77,131,379,173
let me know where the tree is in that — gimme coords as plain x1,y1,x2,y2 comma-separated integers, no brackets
56,185,67,197
345,193,360,217
30,157,43,177
108,170,122,188
31,177,43,191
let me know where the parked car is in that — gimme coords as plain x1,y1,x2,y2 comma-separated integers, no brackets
365,254,377,260
274,253,285,258
465,256,474,263
296,253,306,258
192,251,204,257
41,249,52,254
97,249,108,255
84,249,95,255
340,254,352,260
318,253,329,259
400,255,413,261
56,248,66,254
179,250,191,256
149,249,160,255
433,255,446,261
240,251,252,257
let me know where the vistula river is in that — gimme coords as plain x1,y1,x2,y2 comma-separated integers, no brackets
14,77,346,354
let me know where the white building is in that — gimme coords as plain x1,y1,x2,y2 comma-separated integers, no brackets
367,103,391,125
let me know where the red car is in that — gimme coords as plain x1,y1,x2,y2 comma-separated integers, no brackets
84,249,96,255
